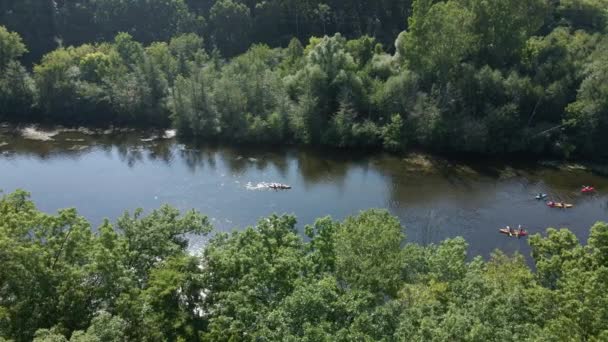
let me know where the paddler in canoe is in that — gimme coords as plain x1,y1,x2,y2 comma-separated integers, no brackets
499,225,528,238
517,225,526,236
546,201,573,209
269,183,292,190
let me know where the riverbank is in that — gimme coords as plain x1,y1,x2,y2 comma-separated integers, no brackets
4,122,608,169
539,160,608,178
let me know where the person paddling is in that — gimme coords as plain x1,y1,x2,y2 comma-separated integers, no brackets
518,225,524,237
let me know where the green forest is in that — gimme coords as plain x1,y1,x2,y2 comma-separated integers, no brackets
0,190,607,341
1,0,608,158
2,2,608,341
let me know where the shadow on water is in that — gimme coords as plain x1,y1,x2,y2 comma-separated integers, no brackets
0,125,376,188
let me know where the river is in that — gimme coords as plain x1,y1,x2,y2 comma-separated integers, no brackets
1,125,607,257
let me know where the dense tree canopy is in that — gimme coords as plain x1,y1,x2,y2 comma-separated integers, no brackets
1,190,608,341
0,0,413,62
0,0,607,158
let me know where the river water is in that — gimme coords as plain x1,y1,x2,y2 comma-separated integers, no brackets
1,126,607,257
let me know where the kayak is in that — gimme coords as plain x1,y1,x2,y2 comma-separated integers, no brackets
499,228,528,237
547,201,573,209
582,186,595,193
535,193,548,200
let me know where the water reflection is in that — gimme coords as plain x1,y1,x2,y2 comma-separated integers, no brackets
0,126,365,186
3,127,608,204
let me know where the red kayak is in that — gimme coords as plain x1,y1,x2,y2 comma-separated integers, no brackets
499,228,528,237
582,186,595,193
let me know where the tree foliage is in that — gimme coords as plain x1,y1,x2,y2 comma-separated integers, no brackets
0,190,211,341
1,0,608,157
1,190,608,340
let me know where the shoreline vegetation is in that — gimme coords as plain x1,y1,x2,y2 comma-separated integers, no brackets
3,123,608,177
1,190,608,341
1,0,607,160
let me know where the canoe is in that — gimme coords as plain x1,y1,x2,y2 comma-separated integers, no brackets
269,183,291,190
499,228,528,237
547,201,574,209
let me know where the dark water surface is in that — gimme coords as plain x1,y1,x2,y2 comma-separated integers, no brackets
1,126,607,257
